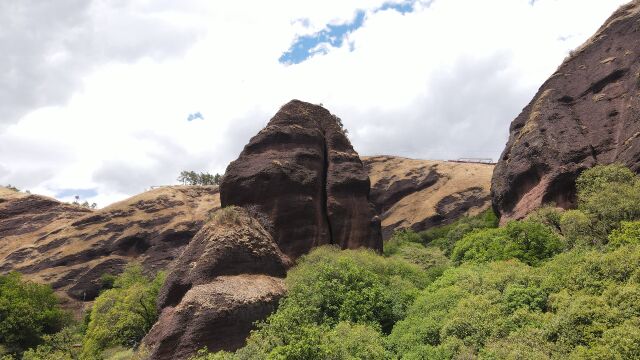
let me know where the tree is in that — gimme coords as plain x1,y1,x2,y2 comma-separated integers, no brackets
0,273,69,356
177,171,223,186
81,264,165,357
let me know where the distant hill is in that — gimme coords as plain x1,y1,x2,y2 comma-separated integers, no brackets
363,155,494,238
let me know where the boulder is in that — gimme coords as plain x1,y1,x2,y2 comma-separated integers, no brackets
492,1,640,222
220,100,382,258
143,207,290,359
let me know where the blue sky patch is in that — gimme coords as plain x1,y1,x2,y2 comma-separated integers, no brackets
279,1,418,65
55,188,98,199
187,112,204,121
279,10,366,65
378,1,415,14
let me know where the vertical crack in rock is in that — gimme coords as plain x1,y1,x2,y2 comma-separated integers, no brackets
321,135,335,245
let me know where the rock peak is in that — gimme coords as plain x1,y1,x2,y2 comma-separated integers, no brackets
221,100,382,258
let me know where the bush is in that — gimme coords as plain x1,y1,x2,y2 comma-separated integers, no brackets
384,230,450,282
226,246,427,359
608,221,640,248
0,272,69,356
576,164,636,200
21,327,81,360
560,210,596,247
81,264,165,357
451,220,563,266
419,208,498,254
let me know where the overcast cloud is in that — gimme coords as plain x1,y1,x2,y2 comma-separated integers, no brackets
0,0,630,206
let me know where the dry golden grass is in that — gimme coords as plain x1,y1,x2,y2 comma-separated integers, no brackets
364,156,493,231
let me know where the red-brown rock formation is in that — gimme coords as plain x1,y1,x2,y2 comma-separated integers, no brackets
220,100,382,258
143,207,289,359
492,1,640,222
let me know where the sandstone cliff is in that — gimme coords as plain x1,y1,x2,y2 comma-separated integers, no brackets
492,1,640,222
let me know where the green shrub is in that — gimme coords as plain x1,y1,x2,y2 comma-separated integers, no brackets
0,272,69,356
385,230,450,283
608,221,640,248
21,327,82,360
528,205,563,232
419,208,498,254
560,210,596,247
225,246,428,359
451,220,563,266
576,164,636,200
81,264,165,357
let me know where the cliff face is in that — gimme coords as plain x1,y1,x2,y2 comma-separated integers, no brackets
220,100,382,257
492,1,640,222
364,156,494,238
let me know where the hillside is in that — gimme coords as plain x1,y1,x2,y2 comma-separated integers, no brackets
364,156,494,238
0,185,220,312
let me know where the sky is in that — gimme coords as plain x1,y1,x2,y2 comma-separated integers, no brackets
0,0,631,207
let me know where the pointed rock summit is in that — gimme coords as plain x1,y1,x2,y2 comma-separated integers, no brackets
220,100,382,258
492,1,640,222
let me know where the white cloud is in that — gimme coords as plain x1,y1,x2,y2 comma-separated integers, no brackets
0,0,631,206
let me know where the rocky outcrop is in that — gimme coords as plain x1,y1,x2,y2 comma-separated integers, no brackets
143,207,289,359
364,156,494,238
0,186,220,309
492,1,640,222
220,100,382,258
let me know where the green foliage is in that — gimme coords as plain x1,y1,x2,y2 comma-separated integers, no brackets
21,327,82,360
178,170,222,186
559,210,595,247
451,220,564,266
389,244,640,358
608,221,640,248
226,246,427,359
528,205,563,231
81,264,165,358
576,164,636,200
0,272,69,356
384,230,451,282
573,165,640,238
419,208,499,254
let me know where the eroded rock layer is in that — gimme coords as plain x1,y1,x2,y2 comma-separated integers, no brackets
0,186,220,308
364,156,494,238
220,100,382,257
492,1,640,222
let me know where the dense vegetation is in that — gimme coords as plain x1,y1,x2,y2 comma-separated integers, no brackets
5,164,640,359
0,273,68,357
193,164,640,359
2,264,163,360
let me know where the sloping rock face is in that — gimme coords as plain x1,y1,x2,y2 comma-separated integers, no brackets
143,207,289,359
0,186,220,308
220,100,382,258
364,156,494,238
492,1,640,223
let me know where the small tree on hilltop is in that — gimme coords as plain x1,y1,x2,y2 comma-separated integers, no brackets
178,171,222,186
